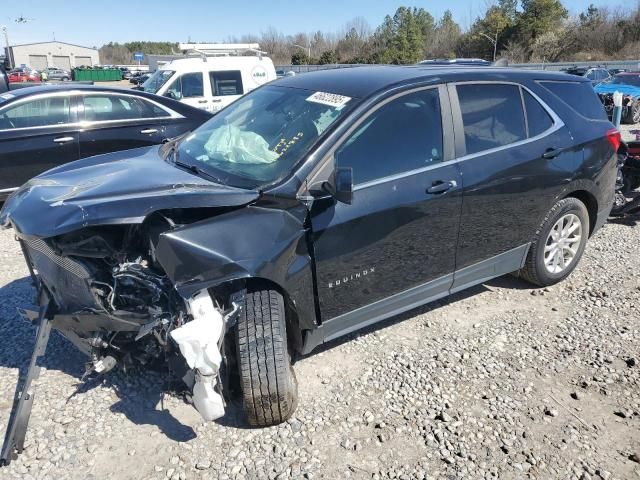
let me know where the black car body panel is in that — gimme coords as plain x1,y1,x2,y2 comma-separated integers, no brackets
155,203,318,330
0,65,618,354
0,146,259,237
0,84,211,199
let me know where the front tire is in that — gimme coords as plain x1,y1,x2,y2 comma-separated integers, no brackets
235,288,297,426
519,198,589,287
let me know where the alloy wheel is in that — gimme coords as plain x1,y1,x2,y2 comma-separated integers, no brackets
543,213,582,274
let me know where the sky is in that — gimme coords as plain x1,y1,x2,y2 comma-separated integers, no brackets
0,0,621,48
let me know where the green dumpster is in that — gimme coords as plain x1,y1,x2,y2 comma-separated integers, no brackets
72,68,122,82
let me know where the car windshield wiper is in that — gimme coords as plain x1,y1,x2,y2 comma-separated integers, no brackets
173,156,226,185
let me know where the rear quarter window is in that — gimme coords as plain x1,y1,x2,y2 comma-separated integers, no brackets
538,80,607,121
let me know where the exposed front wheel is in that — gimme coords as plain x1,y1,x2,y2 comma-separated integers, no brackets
519,198,589,287
235,288,297,426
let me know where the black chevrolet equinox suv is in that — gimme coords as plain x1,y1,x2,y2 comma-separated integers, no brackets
0,66,618,440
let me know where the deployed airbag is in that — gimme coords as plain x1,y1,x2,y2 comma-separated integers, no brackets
170,291,225,421
203,125,280,164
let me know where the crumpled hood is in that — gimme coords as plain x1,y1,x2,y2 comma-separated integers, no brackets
595,84,640,97
0,146,260,238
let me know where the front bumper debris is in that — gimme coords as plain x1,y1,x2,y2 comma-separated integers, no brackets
0,290,52,466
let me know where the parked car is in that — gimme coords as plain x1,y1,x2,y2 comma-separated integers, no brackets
595,72,640,124
43,67,71,81
562,66,611,85
7,67,41,83
119,67,132,79
130,72,151,86
0,67,618,457
0,84,211,199
609,68,628,76
128,71,146,84
140,55,276,112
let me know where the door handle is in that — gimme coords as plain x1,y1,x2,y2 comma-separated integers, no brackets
198,99,208,103
140,128,158,134
211,98,222,103
53,136,74,144
542,147,564,159
427,180,457,194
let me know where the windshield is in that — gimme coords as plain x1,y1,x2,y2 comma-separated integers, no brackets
175,85,356,189
142,70,175,93
606,74,640,87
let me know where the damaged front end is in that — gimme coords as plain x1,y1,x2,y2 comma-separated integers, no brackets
1,217,242,465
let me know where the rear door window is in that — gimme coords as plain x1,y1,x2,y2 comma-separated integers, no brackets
0,95,71,129
456,84,526,155
83,94,170,122
167,72,204,99
538,80,607,120
335,88,443,185
210,70,244,96
523,90,554,137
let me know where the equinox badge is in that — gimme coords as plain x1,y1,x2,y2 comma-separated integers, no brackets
328,267,375,288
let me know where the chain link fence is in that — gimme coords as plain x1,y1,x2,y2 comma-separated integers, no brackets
277,60,640,74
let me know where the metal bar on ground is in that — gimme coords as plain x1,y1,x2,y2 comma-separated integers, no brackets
0,293,52,466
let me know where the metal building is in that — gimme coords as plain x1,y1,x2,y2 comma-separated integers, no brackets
5,41,99,70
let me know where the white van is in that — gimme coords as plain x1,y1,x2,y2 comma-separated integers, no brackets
140,55,277,112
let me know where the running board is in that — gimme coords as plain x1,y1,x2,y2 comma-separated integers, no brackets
0,294,51,466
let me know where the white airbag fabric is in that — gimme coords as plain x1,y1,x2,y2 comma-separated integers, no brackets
203,124,280,164
170,290,225,421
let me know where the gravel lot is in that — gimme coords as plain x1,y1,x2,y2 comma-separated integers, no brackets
0,136,639,479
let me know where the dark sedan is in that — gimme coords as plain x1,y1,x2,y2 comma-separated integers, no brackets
0,84,212,199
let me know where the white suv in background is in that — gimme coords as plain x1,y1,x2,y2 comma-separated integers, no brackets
140,56,277,112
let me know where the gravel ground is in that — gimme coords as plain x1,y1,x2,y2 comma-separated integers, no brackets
0,212,639,480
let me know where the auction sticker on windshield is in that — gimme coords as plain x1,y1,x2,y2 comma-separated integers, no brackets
306,91,351,108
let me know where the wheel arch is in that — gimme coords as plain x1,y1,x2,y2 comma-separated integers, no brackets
208,276,306,354
562,189,598,236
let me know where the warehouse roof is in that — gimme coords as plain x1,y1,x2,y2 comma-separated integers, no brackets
9,41,97,51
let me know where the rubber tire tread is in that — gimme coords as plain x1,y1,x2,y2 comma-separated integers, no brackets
519,197,589,287
235,288,297,427
623,101,640,124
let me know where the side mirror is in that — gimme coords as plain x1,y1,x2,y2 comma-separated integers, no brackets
327,167,353,205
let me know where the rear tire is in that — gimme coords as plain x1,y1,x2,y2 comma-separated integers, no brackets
519,198,589,287
235,288,297,426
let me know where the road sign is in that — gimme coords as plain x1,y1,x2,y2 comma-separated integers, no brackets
133,52,144,61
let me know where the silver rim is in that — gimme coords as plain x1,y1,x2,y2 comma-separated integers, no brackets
544,213,582,274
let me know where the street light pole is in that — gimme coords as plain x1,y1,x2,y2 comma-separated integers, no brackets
292,43,311,60
1,26,11,69
478,30,499,62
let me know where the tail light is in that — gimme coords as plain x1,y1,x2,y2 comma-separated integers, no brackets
607,128,622,152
